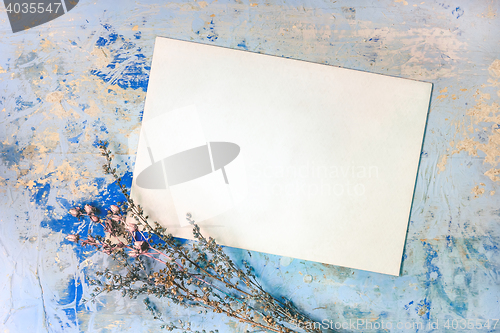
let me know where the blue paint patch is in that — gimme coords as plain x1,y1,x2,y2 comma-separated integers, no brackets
445,235,453,250
452,7,464,19
404,300,414,311
0,142,23,167
108,33,119,43
207,19,218,42
68,133,82,144
134,32,141,39
95,37,107,47
91,28,150,92
237,40,248,50
33,182,50,206
15,96,34,112
422,241,442,288
58,276,84,328
416,298,431,320
482,239,498,252
464,238,490,269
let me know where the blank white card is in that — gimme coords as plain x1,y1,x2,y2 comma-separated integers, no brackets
131,37,432,276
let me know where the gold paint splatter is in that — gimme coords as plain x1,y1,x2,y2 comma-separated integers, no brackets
132,25,139,31
489,59,500,77
90,47,109,69
395,0,408,5
478,5,497,19
437,155,448,173
485,168,500,182
85,100,101,117
198,1,208,8
460,88,467,92
440,60,500,183
250,2,258,6
471,185,485,198
491,191,495,196
440,87,448,93
46,91,64,103
45,91,80,119
436,95,447,99
0,65,6,74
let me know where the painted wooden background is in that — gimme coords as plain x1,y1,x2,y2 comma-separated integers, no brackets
0,0,499,332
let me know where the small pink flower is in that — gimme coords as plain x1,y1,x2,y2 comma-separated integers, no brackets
125,222,138,232
84,204,94,215
69,208,80,217
90,215,100,223
111,215,122,222
66,234,80,243
110,205,120,214
82,236,97,246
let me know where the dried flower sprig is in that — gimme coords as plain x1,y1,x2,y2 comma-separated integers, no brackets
66,141,322,333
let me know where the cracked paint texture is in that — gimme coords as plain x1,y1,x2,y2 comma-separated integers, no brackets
0,0,499,332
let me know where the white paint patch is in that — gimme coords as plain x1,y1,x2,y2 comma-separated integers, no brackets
280,256,294,267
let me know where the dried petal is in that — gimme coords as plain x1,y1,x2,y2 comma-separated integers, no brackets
110,205,120,214
69,208,80,217
84,204,94,215
66,234,80,243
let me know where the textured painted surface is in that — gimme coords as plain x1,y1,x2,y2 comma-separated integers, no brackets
0,0,499,332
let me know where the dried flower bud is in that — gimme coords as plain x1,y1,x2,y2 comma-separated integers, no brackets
90,215,100,223
134,241,149,252
66,234,80,243
110,205,120,214
126,223,138,232
69,208,80,217
84,204,94,215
